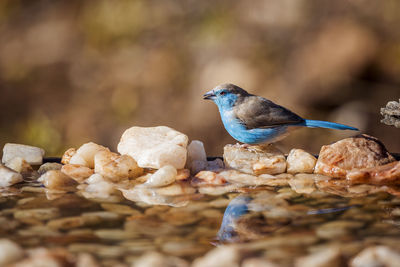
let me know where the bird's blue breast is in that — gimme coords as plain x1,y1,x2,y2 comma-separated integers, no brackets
218,107,288,144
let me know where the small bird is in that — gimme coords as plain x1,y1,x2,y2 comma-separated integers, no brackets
203,83,358,144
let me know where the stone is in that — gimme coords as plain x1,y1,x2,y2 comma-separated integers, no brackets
132,251,189,267
223,144,286,175
14,247,74,267
0,165,23,187
350,246,400,267
242,258,280,267
0,239,24,265
295,247,341,267
76,253,100,267
176,169,190,181
117,126,188,169
94,151,143,182
218,169,277,186
5,157,34,175
74,142,110,168
315,134,395,178
187,140,207,174
69,154,88,166
145,165,177,187
207,158,225,171
38,170,78,191
193,171,227,186
61,164,94,183
38,163,62,175
2,143,45,165
14,208,60,221
381,99,400,128
346,161,400,185
286,149,317,174
288,174,317,194
61,148,76,165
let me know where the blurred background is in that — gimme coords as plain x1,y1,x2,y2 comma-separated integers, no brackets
0,0,399,157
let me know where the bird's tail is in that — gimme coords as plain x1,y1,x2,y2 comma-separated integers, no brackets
303,119,358,131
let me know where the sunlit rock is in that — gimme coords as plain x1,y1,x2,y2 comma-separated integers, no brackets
350,246,400,267
315,134,395,178
61,164,94,183
0,165,23,187
38,170,78,191
193,171,227,186
346,161,400,185
187,140,207,174
94,150,143,182
224,144,286,175
74,142,110,168
0,239,24,265
5,157,34,177
61,148,76,165
38,163,62,175
2,143,45,165
295,247,341,267
176,169,190,181
287,149,317,174
117,126,188,169
145,165,177,187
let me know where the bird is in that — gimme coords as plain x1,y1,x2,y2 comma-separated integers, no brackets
203,83,358,144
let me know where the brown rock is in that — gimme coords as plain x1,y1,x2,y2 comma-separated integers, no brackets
315,134,395,178
347,161,400,185
61,164,94,183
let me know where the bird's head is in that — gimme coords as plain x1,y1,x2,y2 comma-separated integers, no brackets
203,83,249,108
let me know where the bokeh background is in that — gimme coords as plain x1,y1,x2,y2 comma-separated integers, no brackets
0,0,399,157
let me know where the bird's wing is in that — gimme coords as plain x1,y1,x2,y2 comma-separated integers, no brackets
234,95,304,129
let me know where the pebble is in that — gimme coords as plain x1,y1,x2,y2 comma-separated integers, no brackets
295,247,341,267
2,143,45,165
61,148,76,165
132,251,189,267
61,164,94,183
346,160,400,185
187,140,208,174
117,126,188,169
223,144,286,175
0,239,24,265
315,134,395,178
0,164,23,187
286,149,317,174
5,157,34,176
144,165,177,187
74,142,110,168
94,151,144,182
38,163,63,175
81,174,117,199
38,170,78,191
192,246,242,267
350,246,400,267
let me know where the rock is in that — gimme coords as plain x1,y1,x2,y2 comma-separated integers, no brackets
2,143,45,165
176,169,190,181
14,247,74,267
207,158,225,171
286,149,317,174
14,208,60,222
346,161,400,185
145,165,177,187
192,246,242,267
0,239,24,265
81,174,117,199
74,142,110,168
223,144,286,175
38,170,78,191
61,164,94,183
38,163,62,175
315,134,395,178
295,247,341,267
0,165,23,187
117,126,188,169
242,258,279,267
5,157,34,175
193,171,227,186
220,170,279,186
132,251,189,267
69,154,88,166
94,151,143,182
350,246,400,267
61,148,76,165
288,174,317,194
187,140,207,174
76,253,100,267
381,99,400,128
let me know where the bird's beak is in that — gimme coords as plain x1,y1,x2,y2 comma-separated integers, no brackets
203,90,216,100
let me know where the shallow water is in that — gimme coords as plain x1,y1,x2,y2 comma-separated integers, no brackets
1,177,400,266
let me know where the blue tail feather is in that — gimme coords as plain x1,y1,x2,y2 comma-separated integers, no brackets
303,120,358,131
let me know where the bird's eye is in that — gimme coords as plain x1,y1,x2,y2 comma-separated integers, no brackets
219,91,226,96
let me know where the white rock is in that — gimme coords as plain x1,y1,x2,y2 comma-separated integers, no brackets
5,157,33,174
287,149,317,174
0,239,24,265
61,148,76,165
0,165,23,187
2,143,45,165
224,144,286,175
69,154,88,167
38,170,78,191
192,246,241,267
295,247,341,267
117,126,188,169
83,174,116,199
94,151,143,182
75,142,110,168
187,140,207,174
145,165,177,187
350,246,400,267
61,164,94,183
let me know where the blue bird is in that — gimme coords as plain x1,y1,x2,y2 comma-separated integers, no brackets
203,83,358,144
